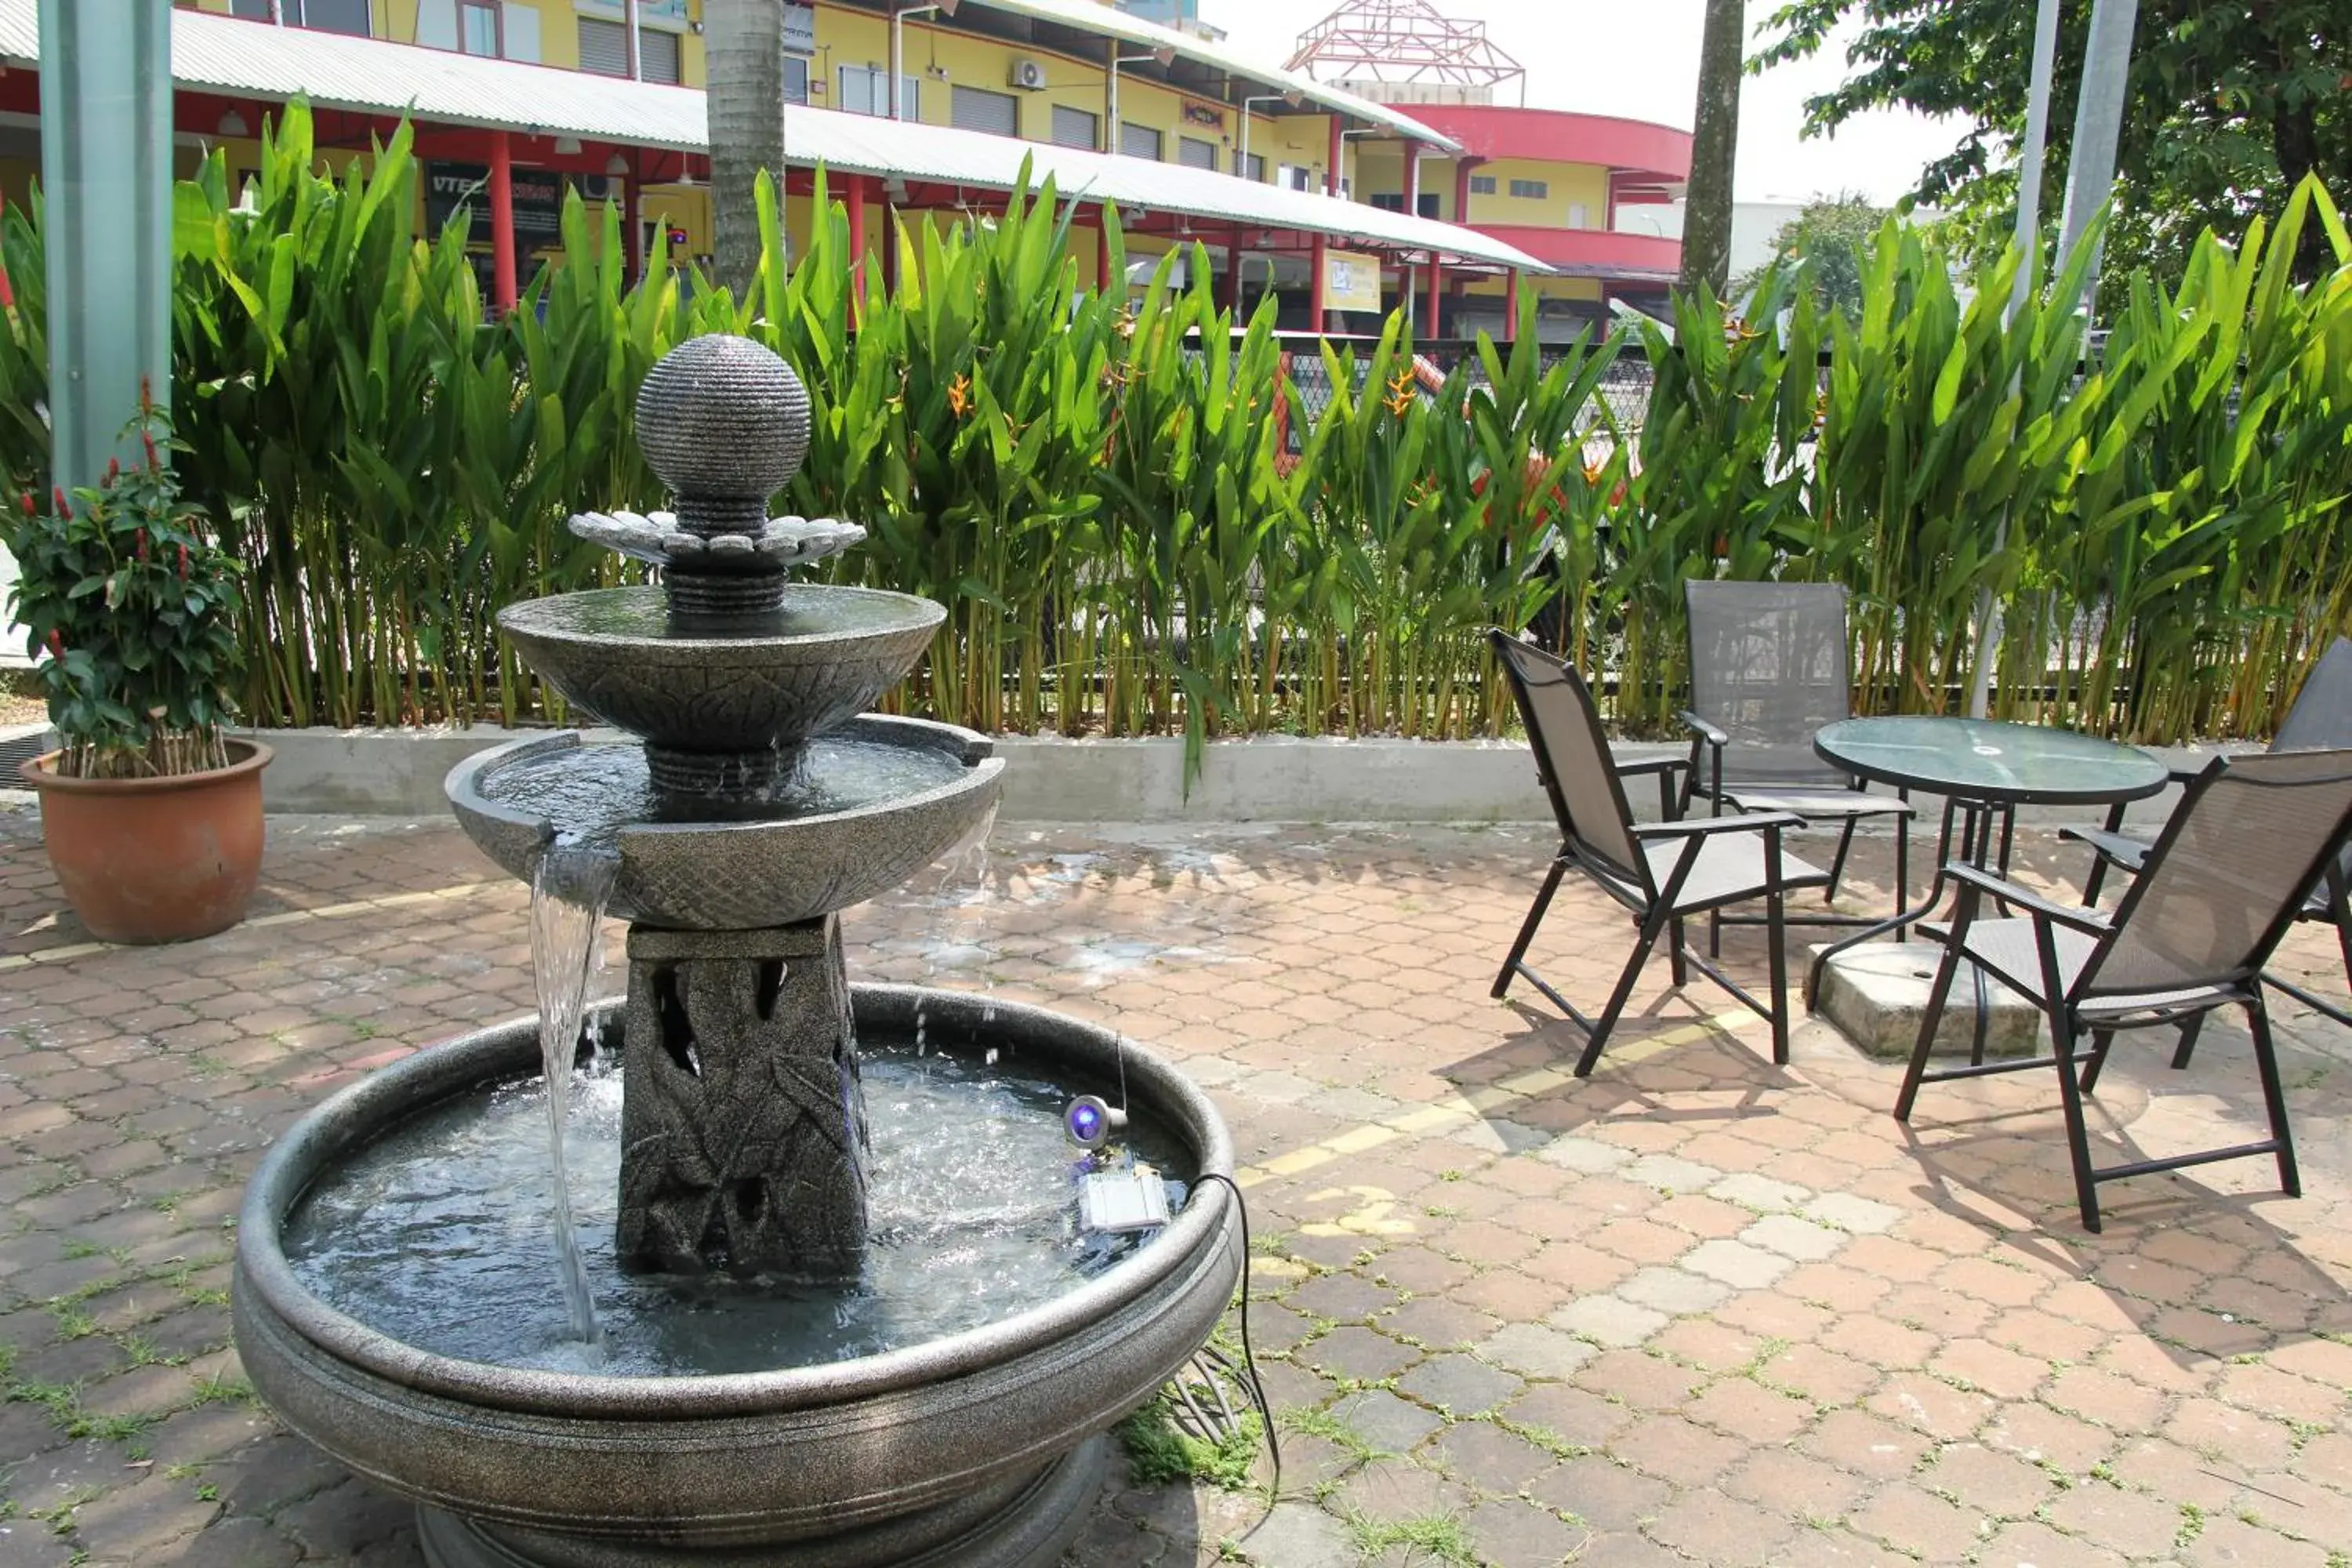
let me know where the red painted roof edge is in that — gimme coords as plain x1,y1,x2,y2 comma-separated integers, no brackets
1396,103,1690,183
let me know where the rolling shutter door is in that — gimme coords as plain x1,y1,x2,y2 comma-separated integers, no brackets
951,85,1020,138
1176,136,1218,171
1051,104,1100,149
1120,122,1162,161
575,17,628,76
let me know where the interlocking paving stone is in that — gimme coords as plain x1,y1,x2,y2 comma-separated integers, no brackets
5,812,2351,1567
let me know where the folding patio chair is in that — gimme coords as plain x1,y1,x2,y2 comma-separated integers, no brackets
2065,637,2352,1034
1487,630,1831,1077
1681,581,1914,931
1895,749,2352,1232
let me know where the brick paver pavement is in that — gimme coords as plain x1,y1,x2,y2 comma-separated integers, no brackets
3,804,2350,1567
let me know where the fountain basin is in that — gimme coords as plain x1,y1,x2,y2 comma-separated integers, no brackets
446,716,1004,929
231,986,1243,1567
498,585,945,760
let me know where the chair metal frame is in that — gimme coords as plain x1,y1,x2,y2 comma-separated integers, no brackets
2067,637,2352,1032
1679,581,1915,942
1487,630,1831,1077
1896,752,2352,1232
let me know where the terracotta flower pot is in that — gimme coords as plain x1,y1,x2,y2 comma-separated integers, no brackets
16,740,273,945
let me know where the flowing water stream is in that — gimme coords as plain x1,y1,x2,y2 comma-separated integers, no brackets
528,838,621,1351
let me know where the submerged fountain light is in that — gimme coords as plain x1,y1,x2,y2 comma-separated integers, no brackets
230,335,1245,1568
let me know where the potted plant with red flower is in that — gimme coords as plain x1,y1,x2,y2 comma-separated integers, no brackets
2,390,270,943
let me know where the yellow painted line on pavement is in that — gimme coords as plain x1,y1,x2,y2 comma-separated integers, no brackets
0,879,506,968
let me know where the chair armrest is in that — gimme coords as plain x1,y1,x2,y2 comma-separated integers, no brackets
2166,761,2205,786
1613,757,1686,779
1678,710,1730,748
1944,861,2111,936
1635,810,1807,840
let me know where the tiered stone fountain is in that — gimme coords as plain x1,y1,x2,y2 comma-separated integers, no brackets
230,337,1241,1567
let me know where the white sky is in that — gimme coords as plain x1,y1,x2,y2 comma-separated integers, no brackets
1204,0,1969,205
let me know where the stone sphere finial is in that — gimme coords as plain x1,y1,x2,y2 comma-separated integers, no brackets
633,335,811,537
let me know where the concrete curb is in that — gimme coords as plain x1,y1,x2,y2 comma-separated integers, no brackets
223,724,2252,827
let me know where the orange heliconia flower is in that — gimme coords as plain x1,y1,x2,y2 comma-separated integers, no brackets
947,373,974,419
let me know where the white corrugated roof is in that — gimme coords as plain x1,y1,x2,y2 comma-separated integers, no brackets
951,0,1461,154
0,0,1541,271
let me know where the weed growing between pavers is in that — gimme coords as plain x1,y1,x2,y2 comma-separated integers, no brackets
1344,1508,1480,1565
1115,1392,1265,1490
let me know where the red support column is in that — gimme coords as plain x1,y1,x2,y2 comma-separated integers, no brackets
1504,268,1520,343
1401,138,1420,218
1454,158,1482,223
1426,256,1443,341
847,176,869,323
1325,115,1342,197
488,131,517,314
1309,235,1328,334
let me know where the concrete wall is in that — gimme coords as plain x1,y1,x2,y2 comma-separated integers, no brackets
218,724,2238,829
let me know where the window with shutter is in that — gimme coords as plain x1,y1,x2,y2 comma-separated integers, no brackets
840,67,919,118
298,0,372,33
951,85,1021,137
1051,105,1100,150
1120,123,1162,161
1238,152,1265,182
782,55,810,105
1176,136,1218,171
576,16,629,75
639,27,681,84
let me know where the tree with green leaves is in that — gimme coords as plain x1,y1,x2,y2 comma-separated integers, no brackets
1731,194,1889,318
1753,0,2351,287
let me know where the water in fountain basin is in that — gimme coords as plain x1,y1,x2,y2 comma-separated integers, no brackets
503,584,936,643
528,839,620,1352
279,1035,1187,1376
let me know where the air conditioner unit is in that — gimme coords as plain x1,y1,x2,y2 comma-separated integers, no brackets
1009,58,1048,90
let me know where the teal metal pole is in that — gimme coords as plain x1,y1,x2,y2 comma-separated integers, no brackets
39,0,175,491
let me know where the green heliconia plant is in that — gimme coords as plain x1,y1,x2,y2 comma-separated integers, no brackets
0,100,2345,770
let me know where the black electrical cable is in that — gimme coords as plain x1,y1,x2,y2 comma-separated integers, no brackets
1190,1171,1280,1502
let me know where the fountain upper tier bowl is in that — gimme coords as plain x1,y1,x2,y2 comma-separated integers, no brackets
497,584,944,760
447,714,1004,930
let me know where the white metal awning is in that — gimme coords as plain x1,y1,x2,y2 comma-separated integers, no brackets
0,1,1546,273
948,0,1462,154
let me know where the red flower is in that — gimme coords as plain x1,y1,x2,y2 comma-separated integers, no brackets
45,630,62,657
51,486,68,517
17,492,32,515
177,543,189,579
136,528,148,561
105,456,120,484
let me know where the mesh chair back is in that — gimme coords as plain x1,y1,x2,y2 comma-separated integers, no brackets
1489,630,1645,886
1685,580,1854,783
2082,750,2352,1000
2273,638,2352,903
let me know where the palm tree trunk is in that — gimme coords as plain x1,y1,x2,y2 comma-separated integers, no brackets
1681,0,1743,296
704,0,786,299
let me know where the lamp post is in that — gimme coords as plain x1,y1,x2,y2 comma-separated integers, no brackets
1107,45,1177,154
1236,89,1301,180
39,0,173,491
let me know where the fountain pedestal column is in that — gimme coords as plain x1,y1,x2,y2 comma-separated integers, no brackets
617,917,869,1278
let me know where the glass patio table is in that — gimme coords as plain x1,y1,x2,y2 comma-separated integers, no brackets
1802,717,2170,1050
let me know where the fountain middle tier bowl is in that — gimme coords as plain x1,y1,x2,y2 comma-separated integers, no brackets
447,715,1004,929
497,585,946,757
231,988,1243,1568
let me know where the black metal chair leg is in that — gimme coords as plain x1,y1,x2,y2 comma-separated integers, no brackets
2245,993,2303,1199
1573,919,1664,1079
1767,881,1791,1065
1824,818,1859,907
2169,1011,2205,1071
1494,855,1566,1000
2078,1028,2116,1094
1669,916,1689,987
1708,905,1722,959
1894,937,1964,1122
2049,1011,2105,1232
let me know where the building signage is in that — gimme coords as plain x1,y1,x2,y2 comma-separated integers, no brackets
1324,249,1383,313
426,163,618,247
1180,100,1225,130
783,3,816,55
